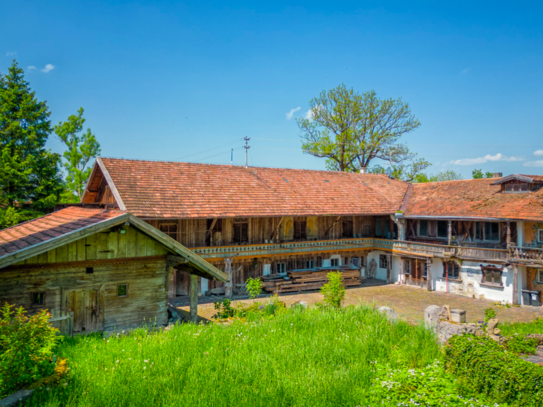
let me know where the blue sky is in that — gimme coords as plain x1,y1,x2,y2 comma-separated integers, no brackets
2,1,542,178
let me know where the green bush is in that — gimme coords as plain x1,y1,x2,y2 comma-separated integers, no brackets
0,303,59,397
368,360,496,406
246,277,262,299
445,334,543,406
212,299,234,319
320,271,345,308
484,307,496,322
506,334,539,355
500,317,543,336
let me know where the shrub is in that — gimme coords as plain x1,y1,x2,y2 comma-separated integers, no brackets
368,360,495,406
445,334,543,406
246,277,262,299
484,307,496,322
500,316,543,336
505,333,538,355
320,271,345,308
0,303,59,397
212,299,234,319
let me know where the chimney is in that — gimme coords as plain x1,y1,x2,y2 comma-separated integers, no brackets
360,167,368,174
492,172,503,178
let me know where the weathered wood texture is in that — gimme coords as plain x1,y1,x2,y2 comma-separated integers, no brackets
16,227,168,266
0,258,170,332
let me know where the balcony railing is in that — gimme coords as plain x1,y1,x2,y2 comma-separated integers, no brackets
191,238,510,263
509,246,543,265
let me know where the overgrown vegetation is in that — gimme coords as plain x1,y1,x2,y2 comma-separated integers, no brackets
445,334,543,406
245,277,262,299
483,307,496,322
319,271,346,308
500,317,543,336
27,306,441,406
0,304,59,398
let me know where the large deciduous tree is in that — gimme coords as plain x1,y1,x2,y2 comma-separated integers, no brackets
0,61,63,228
54,108,101,202
297,84,428,180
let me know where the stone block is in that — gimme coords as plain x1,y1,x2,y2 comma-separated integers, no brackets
436,322,484,344
450,309,466,323
0,389,34,407
291,300,308,309
424,305,445,328
377,306,398,322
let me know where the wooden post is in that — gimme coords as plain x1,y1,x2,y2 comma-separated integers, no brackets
190,273,198,323
426,258,432,291
386,254,392,284
447,220,452,246
506,222,511,249
512,265,519,305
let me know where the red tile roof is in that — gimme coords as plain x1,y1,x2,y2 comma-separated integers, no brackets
403,178,543,221
0,207,126,258
91,158,409,219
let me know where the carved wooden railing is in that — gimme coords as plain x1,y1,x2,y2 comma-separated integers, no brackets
191,237,510,262
509,246,543,265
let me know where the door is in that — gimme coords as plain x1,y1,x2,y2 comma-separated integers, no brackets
68,289,103,333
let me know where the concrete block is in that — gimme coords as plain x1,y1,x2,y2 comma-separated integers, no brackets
450,309,466,323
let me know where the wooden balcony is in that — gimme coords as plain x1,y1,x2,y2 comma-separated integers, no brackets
509,246,543,266
191,238,510,263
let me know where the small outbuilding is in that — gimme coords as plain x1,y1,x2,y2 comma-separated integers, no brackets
0,207,227,333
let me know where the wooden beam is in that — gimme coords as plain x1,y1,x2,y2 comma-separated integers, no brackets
506,222,511,249
325,216,342,238
512,265,519,305
386,253,392,284
205,218,218,240
447,220,452,246
190,273,198,323
426,258,432,291
95,158,127,210
269,217,284,241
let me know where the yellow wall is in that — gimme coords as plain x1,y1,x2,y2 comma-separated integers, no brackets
525,222,543,245
306,216,319,239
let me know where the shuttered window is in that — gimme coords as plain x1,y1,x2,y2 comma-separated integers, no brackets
294,220,307,240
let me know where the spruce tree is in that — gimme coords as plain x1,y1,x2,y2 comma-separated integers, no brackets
0,60,63,228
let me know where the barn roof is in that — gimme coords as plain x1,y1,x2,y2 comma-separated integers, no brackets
0,207,227,281
82,158,409,219
401,178,543,221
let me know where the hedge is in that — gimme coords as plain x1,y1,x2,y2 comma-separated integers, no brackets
445,335,543,406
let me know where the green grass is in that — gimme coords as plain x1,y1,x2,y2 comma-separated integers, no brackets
500,317,543,336
28,306,440,407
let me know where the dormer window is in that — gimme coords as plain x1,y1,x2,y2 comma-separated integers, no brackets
504,182,529,193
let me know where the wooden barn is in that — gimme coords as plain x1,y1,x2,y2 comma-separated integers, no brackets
0,207,227,333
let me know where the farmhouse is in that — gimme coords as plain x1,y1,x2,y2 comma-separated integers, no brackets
0,207,227,333
80,158,543,306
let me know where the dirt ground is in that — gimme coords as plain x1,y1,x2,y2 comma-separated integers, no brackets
172,280,543,325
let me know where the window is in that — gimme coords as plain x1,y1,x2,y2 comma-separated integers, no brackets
294,219,307,240
538,229,543,243
330,258,339,267
233,219,248,244
419,220,428,237
379,254,389,269
351,257,360,267
537,269,543,284
362,224,372,237
443,262,460,280
375,218,382,237
505,182,529,193
86,267,94,274
484,222,500,241
404,259,411,275
306,260,314,269
437,221,448,238
276,263,286,273
32,292,45,306
342,219,353,238
159,223,178,240
480,265,503,286
118,284,128,297
422,263,428,278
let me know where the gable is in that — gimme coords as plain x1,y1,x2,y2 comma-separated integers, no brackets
16,226,169,266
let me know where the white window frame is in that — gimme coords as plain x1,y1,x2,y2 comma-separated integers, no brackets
422,263,428,278
538,229,543,243
537,269,543,284
330,258,339,267
276,263,286,273
404,259,411,275
306,260,315,269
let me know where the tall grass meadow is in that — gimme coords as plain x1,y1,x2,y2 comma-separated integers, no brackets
28,305,440,407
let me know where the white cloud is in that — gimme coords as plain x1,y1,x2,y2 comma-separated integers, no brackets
41,64,55,73
286,107,300,120
533,150,543,156
460,68,470,75
304,109,314,120
450,153,524,166
524,160,543,167
6,51,17,56
27,66,37,70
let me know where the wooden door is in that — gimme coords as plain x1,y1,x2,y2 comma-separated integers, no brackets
68,289,103,333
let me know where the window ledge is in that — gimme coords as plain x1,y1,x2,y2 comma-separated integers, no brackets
440,277,462,283
480,283,504,290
